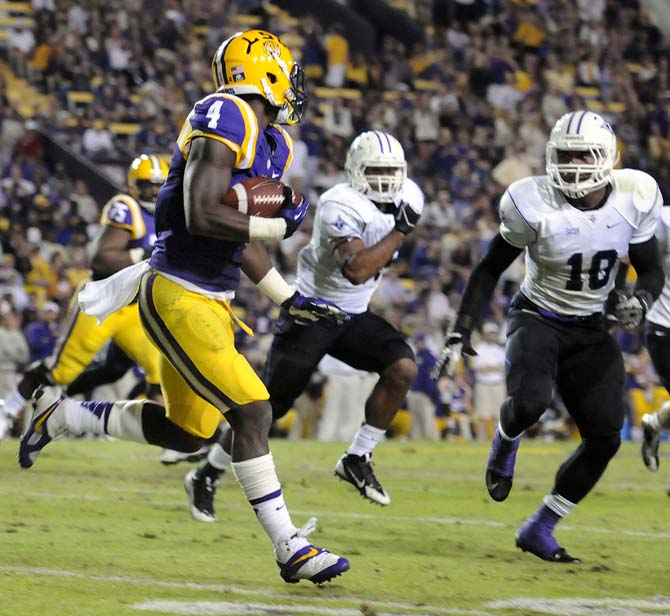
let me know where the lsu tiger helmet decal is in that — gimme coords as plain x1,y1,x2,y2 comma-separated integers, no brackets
211,29,306,125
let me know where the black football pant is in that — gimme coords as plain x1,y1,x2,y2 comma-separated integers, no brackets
502,298,624,504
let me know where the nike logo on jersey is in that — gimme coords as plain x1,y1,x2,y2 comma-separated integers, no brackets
606,222,620,228
271,171,281,179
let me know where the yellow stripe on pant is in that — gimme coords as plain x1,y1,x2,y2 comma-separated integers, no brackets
138,271,268,439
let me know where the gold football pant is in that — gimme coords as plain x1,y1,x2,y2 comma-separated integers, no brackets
138,271,268,439
50,301,160,386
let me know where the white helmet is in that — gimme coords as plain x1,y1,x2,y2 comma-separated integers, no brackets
345,131,407,203
545,110,619,199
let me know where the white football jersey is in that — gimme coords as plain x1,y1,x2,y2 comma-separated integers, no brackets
296,179,424,314
646,206,670,328
500,169,662,316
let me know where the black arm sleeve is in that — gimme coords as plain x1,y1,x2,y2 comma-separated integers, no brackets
453,233,523,333
630,236,664,303
614,261,629,290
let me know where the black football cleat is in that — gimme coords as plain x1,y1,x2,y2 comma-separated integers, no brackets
515,519,581,564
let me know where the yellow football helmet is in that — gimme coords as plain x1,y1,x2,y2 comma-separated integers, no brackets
127,154,169,211
211,29,306,125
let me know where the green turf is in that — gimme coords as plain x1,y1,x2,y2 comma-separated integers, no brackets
1,438,670,616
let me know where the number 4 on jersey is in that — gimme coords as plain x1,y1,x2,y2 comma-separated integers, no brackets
206,100,223,129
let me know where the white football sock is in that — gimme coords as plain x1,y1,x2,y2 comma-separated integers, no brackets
207,442,232,471
232,453,295,545
347,423,385,457
64,399,147,443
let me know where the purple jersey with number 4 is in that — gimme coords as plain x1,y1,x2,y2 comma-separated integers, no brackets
150,92,293,293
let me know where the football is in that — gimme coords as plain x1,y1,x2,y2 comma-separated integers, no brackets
222,177,286,218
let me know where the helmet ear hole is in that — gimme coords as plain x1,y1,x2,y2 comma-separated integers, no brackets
266,72,277,84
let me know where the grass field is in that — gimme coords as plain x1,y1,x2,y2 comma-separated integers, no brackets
2,437,670,616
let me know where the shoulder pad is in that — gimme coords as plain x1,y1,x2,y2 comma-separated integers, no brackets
179,93,260,169
631,170,661,214
100,194,144,239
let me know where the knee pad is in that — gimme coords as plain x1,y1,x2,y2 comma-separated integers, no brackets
502,397,549,435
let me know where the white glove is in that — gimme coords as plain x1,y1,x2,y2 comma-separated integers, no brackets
430,330,477,380
607,290,651,329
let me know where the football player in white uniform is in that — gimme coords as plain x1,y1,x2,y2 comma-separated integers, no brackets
639,206,670,472
186,131,423,519
433,111,664,562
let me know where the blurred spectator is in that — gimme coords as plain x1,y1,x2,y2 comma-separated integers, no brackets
82,121,115,161
324,24,349,88
471,321,506,441
70,179,99,224
0,306,29,400
23,300,60,362
407,334,440,441
316,356,376,442
7,19,36,78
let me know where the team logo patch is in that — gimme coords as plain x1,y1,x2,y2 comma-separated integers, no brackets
263,41,280,57
231,65,245,82
332,216,347,231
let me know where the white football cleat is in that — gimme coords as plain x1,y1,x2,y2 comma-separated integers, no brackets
18,385,68,469
160,446,209,465
184,468,218,523
274,517,350,584
334,452,391,506
642,413,661,472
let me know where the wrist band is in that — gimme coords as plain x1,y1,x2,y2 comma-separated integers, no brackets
256,267,294,305
249,216,287,241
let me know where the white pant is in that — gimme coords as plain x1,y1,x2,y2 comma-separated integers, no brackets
474,381,505,421
317,372,377,442
407,390,439,441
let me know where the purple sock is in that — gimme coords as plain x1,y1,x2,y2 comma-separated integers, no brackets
530,503,561,533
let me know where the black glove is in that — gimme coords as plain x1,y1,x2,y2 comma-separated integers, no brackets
430,329,478,380
393,200,421,235
278,186,310,239
281,292,350,326
605,289,652,330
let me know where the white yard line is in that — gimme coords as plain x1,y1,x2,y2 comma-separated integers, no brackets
131,599,480,616
0,566,488,616
2,486,670,538
3,566,670,615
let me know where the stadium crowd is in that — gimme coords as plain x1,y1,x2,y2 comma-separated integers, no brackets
0,0,669,441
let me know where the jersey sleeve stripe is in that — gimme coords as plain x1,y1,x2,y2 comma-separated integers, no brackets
100,194,142,237
507,190,537,243
107,195,145,239
273,124,294,177
229,95,259,169
176,93,259,169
